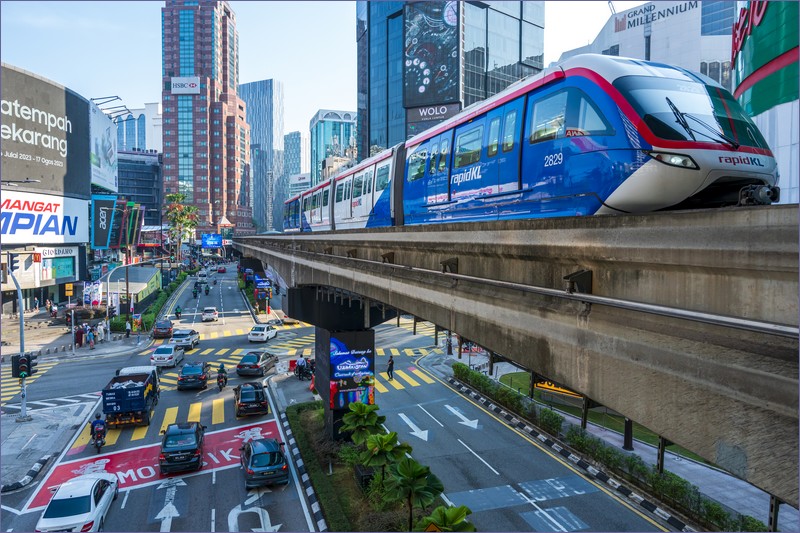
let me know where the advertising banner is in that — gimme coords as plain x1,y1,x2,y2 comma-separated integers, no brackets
89,101,118,192
82,281,103,306
170,76,201,95
1,64,91,198
202,233,222,249
403,1,460,108
0,189,89,244
91,195,118,249
107,199,126,248
328,330,375,410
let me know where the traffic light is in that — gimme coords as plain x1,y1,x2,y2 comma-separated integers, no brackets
108,307,117,319
11,355,20,378
18,354,29,378
8,253,19,272
28,352,38,376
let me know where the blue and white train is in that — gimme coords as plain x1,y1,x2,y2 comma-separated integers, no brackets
284,54,779,233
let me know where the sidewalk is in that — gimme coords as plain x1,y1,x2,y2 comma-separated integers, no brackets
427,349,799,532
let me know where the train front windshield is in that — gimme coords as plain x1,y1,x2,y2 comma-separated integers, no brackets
614,76,770,150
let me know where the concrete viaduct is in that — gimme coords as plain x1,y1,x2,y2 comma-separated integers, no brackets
233,205,798,506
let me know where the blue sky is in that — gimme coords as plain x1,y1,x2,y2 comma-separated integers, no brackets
0,1,644,135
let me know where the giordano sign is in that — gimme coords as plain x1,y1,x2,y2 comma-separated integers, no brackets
733,1,799,116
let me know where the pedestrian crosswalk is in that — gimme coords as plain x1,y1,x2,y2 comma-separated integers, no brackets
141,342,446,360
1,392,100,414
0,360,59,404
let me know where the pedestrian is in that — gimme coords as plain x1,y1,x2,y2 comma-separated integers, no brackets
45,299,52,313
96,322,104,343
87,327,95,349
125,320,132,338
33,296,39,312
75,326,84,348
387,355,394,380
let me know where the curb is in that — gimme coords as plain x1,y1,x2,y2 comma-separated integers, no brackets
239,288,264,324
0,454,51,493
278,412,328,532
446,377,695,533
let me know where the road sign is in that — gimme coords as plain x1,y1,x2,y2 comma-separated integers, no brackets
65,283,73,297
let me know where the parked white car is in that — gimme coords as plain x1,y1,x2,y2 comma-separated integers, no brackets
35,473,118,532
248,325,277,343
201,307,219,322
150,345,185,368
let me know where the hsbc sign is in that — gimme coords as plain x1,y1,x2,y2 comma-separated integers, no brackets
171,76,201,94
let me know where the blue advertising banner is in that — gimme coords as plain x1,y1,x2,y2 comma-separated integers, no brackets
91,195,118,250
201,233,222,249
328,331,375,410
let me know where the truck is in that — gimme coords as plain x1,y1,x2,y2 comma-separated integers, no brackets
102,366,160,428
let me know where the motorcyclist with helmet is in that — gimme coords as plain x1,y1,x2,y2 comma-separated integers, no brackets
175,305,182,319
89,414,106,445
217,363,228,387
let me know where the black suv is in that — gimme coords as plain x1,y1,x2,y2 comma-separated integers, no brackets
236,351,278,377
240,438,289,488
177,362,211,390
159,422,206,475
233,382,269,417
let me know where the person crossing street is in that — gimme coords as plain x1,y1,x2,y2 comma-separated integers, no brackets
387,355,394,380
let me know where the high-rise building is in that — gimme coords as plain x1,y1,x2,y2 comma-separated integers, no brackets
239,79,284,232
161,0,253,240
117,150,163,226
114,102,163,152
357,1,544,161
284,131,309,176
309,109,357,185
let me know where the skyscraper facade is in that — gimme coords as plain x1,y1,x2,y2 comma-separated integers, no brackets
114,102,163,152
161,0,253,239
239,79,284,232
309,109,357,185
284,131,309,176
357,1,544,161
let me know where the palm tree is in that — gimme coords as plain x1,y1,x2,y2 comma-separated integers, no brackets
414,505,476,532
340,402,386,447
385,457,444,531
360,432,413,486
164,193,198,262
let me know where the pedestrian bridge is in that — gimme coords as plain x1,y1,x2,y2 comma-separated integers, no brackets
234,205,799,506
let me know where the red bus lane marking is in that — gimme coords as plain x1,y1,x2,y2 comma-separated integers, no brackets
27,421,278,511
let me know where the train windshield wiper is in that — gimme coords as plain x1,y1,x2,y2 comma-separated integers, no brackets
666,97,695,141
683,113,740,150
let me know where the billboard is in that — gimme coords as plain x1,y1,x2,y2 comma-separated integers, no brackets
91,195,118,249
202,233,222,249
0,63,91,198
170,76,201,95
403,1,461,108
89,101,118,192
406,102,462,138
327,330,375,410
0,189,89,244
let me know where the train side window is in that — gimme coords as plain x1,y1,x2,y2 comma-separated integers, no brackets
335,183,344,203
568,91,615,137
530,91,567,143
323,189,330,207
345,181,352,200
502,110,517,152
353,174,363,198
487,118,501,157
364,169,373,194
454,126,484,168
438,139,449,172
407,147,428,182
429,143,439,174
376,165,390,191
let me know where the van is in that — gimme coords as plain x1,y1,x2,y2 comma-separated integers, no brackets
198,270,208,280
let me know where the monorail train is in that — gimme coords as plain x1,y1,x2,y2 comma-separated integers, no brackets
284,54,779,233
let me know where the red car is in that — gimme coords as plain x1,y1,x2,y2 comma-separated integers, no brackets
218,266,227,273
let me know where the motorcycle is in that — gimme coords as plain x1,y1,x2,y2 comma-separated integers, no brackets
296,364,313,381
193,289,199,299
213,279,217,285
205,286,210,295
91,425,106,454
217,372,227,391
175,310,182,319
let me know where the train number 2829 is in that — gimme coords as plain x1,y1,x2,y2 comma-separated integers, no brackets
543,153,563,167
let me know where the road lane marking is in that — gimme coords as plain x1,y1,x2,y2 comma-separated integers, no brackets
373,380,389,393
188,402,201,422
235,329,244,335
217,348,229,355
395,370,420,386
376,348,385,355
199,334,207,340
160,407,178,434
411,368,435,384
104,429,122,446
212,398,225,425
390,348,400,356
458,438,499,475
131,424,149,441
201,348,214,355
380,373,404,389
404,348,415,356
223,331,232,337
232,349,244,355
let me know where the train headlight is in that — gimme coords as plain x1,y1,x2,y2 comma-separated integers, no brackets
645,151,698,170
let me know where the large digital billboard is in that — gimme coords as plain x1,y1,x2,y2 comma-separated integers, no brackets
91,194,118,249
0,63,91,198
403,1,461,108
202,233,222,249
0,189,89,245
89,101,118,192
327,330,375,411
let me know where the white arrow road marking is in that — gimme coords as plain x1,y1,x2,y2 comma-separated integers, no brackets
445,404,479,428
398,413,429,441
156,478,186,532
245,486,272,506
227,504,282,532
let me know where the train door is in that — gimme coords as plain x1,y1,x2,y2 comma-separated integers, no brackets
497,98,524,193
426,134,450,208
370,159,393,226
333,178,350,222
353,167,374,224
479,107,504,196
320,186,331,229
403,141,431,224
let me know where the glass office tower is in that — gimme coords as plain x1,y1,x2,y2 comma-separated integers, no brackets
309,110,357,185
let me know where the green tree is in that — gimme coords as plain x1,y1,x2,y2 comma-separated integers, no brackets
414,505,476,532
360,432,413,486
385,458,444,531
340,402,386,447
164,193,199,262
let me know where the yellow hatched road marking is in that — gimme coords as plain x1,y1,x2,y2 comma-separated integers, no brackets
159,377,178,385
411,368,435,384
373,380,389,393
232,349,244,355
418,348,429,356
199,334,207,340
381,373,404,389
217,348,229,355
154,339,165,345
212,398,225,425
131,424,149,441
139,350,151,356
302,348,313,356
404,348,415,356
285,349,297,355
395,370,420,386
73,425,92,449
104,429,122,446
185,348,197,354
201,348,214,355
223,331,232,337
210,332,219,339
376,348,385,356
390,348,400,356
187,402,201,422
236,329,245,335
160,407,178,434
